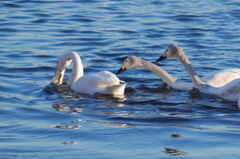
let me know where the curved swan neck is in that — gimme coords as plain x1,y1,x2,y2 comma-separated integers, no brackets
139,59,177,86
68,52,84,85
176,49,204,88
59,52,84,85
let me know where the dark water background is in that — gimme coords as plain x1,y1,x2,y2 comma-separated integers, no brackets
0,0,240,158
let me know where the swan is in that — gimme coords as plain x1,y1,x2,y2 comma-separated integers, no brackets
116,56,193,91
156,45,240,108
52,52,126,95
116,56,240,91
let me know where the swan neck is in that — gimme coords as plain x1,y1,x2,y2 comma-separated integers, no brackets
177,50,204,88
69,53,83,85
60,52,83,85
140,59,177,85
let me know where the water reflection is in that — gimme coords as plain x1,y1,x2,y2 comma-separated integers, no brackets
52,82,128,102
52,104,83,114
54,125,81,129
86,119,132,128
51,83,86,101
93,92,128,104
170,134,183,138
62,141,78,145
164,147,188,156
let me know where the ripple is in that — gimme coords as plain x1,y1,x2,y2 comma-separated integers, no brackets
31,19,48,24
0,66,53,73
52,41,114,47
32,13,52,18
69,18,95,23
0,28,20,32
59,29,80,34
110,116,193,124
1,2,22,8
173,14,206,22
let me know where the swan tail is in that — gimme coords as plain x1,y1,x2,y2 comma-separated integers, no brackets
104,83,127,95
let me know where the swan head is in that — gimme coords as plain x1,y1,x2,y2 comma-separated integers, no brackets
52,54,72,85
156,45,183,62
116,56,142,74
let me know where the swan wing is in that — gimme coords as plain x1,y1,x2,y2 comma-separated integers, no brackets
70,71,122,95
217,78,240,102
95,71,120,85
202,69,240,87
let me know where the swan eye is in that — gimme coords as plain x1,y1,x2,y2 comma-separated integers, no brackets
125,60,128,63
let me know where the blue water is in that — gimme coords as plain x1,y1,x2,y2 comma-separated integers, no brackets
0,0,240,158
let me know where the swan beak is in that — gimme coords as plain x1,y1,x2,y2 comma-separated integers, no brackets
156,55,167,62
116,67,127,74
52,68,65,85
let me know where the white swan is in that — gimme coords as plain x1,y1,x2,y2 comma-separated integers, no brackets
116,56,193,91
52,52,126,95
156,45,240,108
116,56,240,91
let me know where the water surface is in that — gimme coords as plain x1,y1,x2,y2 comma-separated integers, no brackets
0,0,240,158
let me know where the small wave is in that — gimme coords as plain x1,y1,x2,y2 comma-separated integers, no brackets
0,66,53,73
31,19,48,24
69,18,95,23
32,13,51,18
109,116,193,124
1,2,22,8
172,14,206,22
0,28,20,32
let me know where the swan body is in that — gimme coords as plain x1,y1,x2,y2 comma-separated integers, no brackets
52,52,126,95
116,56,240,92
156,45,240,108
201,69,240,87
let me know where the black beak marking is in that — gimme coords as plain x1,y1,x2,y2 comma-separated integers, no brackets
156,55,167,62
116,67,127,74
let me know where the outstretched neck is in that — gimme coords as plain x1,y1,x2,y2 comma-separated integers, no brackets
139,59,177,86
63,52,84,85
176,49,204,88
